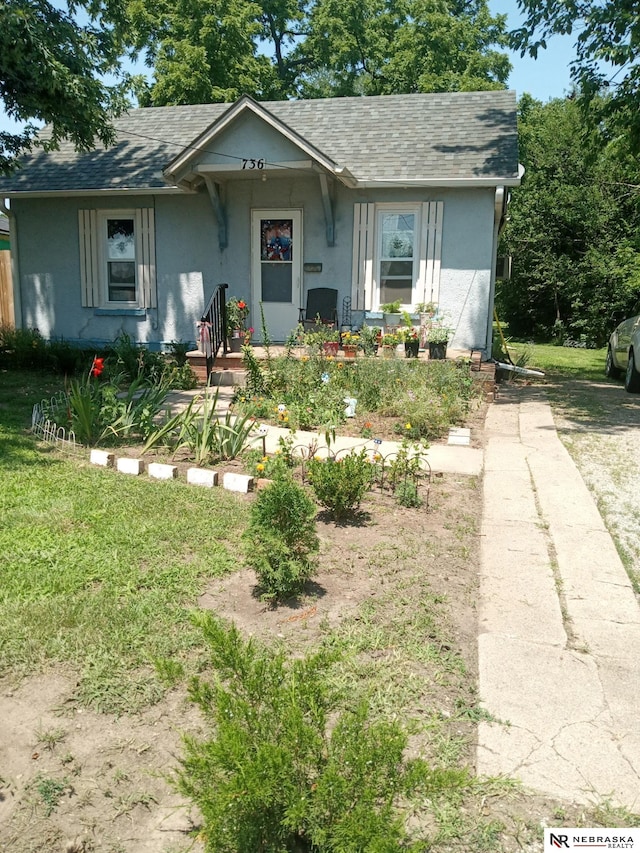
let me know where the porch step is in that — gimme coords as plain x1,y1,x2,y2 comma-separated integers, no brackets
186,350,247,386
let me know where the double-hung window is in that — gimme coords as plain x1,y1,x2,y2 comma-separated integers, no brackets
79,208,156,310
104,215,137,304
378,208,417,306
351,201,443,313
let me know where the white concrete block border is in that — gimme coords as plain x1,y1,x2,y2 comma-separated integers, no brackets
89,448,254,496
116,457,145,476
187,467,218,488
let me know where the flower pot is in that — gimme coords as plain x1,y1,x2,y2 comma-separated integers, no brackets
342,344,358,358
323,341,339,357
404,340,419,358
383,312,402,329
428,341,448,360
229,335,243,353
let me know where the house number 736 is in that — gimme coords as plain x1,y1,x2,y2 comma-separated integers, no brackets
242,158,265,170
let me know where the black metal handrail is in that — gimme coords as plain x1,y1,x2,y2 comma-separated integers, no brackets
200,283,228,378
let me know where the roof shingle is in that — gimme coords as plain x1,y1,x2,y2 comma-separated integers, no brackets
0,91,519,193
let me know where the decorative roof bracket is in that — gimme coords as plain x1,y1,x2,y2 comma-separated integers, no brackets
318,173,335,247
203,176,228,250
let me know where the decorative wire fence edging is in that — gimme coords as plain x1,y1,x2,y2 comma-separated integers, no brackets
278,441,433,509
32,393,79,455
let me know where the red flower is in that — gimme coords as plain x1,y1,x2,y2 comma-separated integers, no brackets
91,357,105,378
237,300,247,310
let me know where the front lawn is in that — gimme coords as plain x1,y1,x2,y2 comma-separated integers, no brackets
1,367,631,853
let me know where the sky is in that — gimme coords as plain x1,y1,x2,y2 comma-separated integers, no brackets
489,0,577,101
0,1,577,136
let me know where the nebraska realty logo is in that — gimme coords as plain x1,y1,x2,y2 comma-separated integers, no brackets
544,828,639,850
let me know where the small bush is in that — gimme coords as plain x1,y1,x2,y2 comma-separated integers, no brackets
176,615,463,852
306,449,374,519
243,476,319,601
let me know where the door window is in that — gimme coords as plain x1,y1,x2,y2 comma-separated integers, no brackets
260,219,293,303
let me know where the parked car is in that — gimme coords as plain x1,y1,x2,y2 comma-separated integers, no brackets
605,304,640,392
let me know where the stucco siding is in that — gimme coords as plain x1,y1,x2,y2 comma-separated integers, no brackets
12,180,497,352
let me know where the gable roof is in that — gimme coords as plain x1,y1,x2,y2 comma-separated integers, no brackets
0,91,519,196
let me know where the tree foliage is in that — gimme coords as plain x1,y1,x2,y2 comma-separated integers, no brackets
0,0,133,174
497,94,640,345
512,0,640,150
131,0,512,105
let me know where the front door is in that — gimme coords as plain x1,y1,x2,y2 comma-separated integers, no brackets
251,210,302,342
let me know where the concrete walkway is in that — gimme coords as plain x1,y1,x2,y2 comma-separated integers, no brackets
478,385,640,811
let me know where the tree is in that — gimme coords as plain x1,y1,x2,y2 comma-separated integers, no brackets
131,0,512,105
298,0,511,98
0,0,133,174
497,95,640,345
511,1,640,149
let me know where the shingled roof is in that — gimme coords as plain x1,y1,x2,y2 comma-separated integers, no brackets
0,91,519,195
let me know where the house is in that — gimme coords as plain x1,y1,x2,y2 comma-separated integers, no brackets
0,91,520,354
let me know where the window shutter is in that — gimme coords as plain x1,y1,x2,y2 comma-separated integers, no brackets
79,208,156,309
136,208,156,309
418,201,443,305
78,209,99,307
351,203,375,311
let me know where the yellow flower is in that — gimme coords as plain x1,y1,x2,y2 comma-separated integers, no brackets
405,422,412,430
337,362,344,369
256,463,265,472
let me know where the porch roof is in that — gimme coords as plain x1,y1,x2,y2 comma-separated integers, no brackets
0,91,520,196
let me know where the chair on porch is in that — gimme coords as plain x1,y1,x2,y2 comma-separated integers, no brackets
299,288,339,331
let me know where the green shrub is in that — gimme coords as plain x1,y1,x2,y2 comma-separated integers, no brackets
243,476,318,601
306,449,374,519
177,615,461,852
0,326,50,370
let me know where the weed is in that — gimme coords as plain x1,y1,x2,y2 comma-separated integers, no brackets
34,774,69,816
34,725,67,751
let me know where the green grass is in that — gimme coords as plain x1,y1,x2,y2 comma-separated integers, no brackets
506,341,608,381
0,370,248,712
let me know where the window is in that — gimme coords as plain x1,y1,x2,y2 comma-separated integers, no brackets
351,201,443,313
105,217,136,302
378,210,416,306
79,208,156,310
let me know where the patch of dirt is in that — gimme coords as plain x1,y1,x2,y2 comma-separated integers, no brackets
0,673,206,853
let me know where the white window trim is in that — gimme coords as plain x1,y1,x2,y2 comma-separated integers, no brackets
352,201,443,313
99,210,139,308
79,207,156,310
374,203,421,311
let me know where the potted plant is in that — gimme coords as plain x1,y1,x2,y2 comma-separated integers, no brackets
426,323,451,359
341,330,360,358
358,324,381,356
401,327,420,358
415,302,437,348
226,298,250,352
303,321,340,355
381,300,402,328
381,332,399,358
